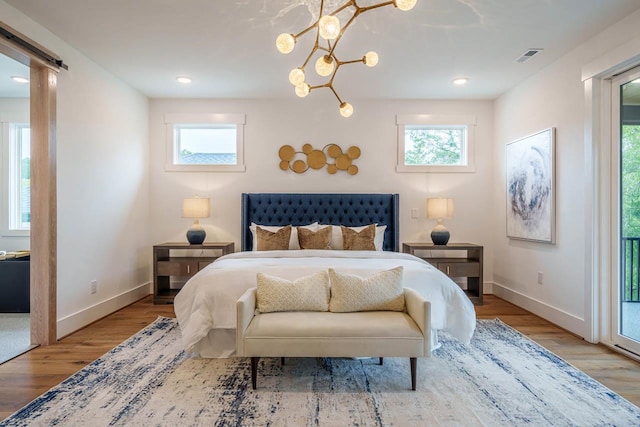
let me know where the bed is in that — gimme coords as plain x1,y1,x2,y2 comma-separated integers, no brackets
174,193,476,358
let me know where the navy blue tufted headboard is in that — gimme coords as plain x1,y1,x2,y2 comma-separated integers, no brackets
241,193,399,252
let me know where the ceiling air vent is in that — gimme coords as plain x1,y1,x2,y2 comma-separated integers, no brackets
515,48,543,63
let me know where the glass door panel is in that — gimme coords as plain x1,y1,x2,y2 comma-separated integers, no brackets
615,68,640,354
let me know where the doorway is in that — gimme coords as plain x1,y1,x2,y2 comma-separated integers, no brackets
0,53,33,363
612,66,640,356
0,24,59,347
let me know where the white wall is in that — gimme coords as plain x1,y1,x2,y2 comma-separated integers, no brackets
149,98,495,284
0,97,29,252
493,9,640,337
0,1,151,337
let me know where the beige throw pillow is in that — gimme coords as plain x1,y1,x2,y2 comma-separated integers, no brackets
328,266,405,312
341,224,376,250
256,225,292,251
298,225,332,250
256,271,330,313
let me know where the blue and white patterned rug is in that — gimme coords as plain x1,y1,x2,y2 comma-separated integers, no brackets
2,317,639,426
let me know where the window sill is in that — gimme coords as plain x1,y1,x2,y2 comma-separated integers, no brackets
396,164,476,173
164,164,246,172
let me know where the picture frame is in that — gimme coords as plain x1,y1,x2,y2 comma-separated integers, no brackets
505,128,555,243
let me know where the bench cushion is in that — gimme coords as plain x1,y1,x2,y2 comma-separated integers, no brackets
243,311,425,357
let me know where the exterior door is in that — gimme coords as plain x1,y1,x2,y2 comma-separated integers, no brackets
613,66,640,355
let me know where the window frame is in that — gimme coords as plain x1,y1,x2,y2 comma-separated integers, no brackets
164,113,246,172
1,112,30,236
396,114,477,173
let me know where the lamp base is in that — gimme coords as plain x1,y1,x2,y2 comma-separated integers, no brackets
430,223,450,245
186,224,206,245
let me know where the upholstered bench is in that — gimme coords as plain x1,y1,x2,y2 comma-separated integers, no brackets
236,269,432,391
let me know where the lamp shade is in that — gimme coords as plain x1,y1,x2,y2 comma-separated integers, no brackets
427,197,454,219
182,197,210,219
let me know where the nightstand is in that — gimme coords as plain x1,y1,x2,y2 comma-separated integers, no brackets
402,242,483,305
153,242,234,304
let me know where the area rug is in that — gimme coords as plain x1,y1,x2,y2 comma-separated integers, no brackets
2,317,639,426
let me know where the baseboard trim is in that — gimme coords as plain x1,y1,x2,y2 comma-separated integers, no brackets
492,282,586,338
483,281,493,294
57,282,152,339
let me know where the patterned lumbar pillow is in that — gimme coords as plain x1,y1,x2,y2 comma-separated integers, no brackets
256,271,330,313
328,266,404,312
341,224,376,250
256,225,292,251
298,225,332,250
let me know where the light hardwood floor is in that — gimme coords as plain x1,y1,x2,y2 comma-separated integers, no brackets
0,295,639,419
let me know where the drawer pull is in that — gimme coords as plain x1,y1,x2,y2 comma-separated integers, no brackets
446,266,450,275
187,265,191,274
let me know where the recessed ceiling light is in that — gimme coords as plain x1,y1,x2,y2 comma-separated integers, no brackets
176,76,192,84
452,78,468,86
11,76,29,84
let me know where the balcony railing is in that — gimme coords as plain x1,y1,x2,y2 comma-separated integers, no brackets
621,237,640,302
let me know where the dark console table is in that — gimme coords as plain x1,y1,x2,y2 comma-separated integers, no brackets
0,256,30,313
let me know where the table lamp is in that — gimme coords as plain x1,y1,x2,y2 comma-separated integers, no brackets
183,196,210,245
427,197,454,245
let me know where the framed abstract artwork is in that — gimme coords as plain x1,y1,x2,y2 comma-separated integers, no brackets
505,128,555,243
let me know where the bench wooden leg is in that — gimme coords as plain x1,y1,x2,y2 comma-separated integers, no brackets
379,357,383,365
251,357,259,390
410,357,417,391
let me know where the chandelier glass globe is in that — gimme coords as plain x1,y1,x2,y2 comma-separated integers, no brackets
288,68,305,85
315,55,335,77
276,33,296,54
319,15,340,40
339,102,353,118
394,0,417,11
295,83,310,97
364,51,379,67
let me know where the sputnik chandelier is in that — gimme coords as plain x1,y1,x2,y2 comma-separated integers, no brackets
276,0,417,117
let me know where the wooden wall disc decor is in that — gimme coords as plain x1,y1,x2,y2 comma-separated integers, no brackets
292,159,308,173
279,145,295,161
347,146,361,159
307,149,327,169
278,143,361,175
335,154,351,170
326,144,342,158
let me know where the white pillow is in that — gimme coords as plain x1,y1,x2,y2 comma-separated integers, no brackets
256,271,330,313
250,222,318,250
328,266,404,312
320,224,387,251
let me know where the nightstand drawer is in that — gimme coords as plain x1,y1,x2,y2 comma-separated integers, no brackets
198,260,214,270
157,260,199,276
437,262,479,277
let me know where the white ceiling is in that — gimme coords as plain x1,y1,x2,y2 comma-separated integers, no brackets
2,0,640,101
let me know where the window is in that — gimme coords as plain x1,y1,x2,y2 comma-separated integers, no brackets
165,113,246,172
1,114,30,235
396,114,476,173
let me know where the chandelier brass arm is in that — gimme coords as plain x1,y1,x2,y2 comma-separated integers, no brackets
276,0,417,117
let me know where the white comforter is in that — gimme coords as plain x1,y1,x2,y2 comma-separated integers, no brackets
174,250,476,357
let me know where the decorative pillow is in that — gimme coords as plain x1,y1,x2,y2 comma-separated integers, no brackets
256,271,330,313
250,222,318,250
341,224,376,250
256,225,292,251
321,224,386,250
328,267,405,312
298,225,332,250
